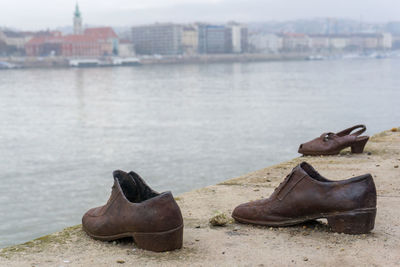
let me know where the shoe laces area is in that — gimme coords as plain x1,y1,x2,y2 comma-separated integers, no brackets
274,169,295,192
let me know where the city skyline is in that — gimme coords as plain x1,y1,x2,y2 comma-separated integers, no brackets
0,0,399,30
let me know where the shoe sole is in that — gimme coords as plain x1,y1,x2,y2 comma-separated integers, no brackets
232,208,376,234
82,224,183,252
301,150,342,156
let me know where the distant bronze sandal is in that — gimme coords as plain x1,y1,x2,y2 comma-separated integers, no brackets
298,124,369,156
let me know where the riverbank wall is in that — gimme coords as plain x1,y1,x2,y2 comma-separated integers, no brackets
1,128,399,266
1,53,312,69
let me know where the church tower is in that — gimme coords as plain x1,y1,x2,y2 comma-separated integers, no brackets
73,3,83,35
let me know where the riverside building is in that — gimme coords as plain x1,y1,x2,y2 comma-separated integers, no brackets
182,26,198,55
131,24,183,55
25,4,119,57
130,22,248,55
198,23,248,54
198,24,232,54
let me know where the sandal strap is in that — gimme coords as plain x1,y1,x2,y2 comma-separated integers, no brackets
320,132,336,141
336,124,366,137
320,132,335,138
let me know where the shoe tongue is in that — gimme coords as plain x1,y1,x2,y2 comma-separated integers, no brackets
129,171,154,200
274,164,300,192
289,164,302,177
273,163,310,199
283,163,309,183
129,171,145,196
129,171,158,201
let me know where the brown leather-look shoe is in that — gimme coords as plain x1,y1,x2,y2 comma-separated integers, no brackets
232,162,377,234
82,170,183,252
298,124,369,155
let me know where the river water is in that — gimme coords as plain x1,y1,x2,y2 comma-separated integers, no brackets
0,59,399,248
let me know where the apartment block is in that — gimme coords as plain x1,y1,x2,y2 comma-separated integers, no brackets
182,26,198,55
131,24,183,55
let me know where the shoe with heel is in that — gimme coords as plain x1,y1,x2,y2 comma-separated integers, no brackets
298,124,369,156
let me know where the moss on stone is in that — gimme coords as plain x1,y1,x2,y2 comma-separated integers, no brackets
0,225,82,258
209,212,230,227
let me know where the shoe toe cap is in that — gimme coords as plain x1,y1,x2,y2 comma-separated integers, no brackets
82,207,104,235
232,202,257,221
298,141,318,154
298,143,305,153
232,200,285,224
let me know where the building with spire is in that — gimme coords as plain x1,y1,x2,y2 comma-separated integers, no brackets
24,3,124,57
73,3,83,35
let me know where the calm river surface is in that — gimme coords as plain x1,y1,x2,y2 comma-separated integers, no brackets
0,59,399,248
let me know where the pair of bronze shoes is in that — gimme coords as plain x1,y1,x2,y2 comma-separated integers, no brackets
82,162,377,252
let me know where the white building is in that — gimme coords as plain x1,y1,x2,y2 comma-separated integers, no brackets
231,25,242,53
379,33,392,49
348,33,392,50
227,22,248,53
0,30,34,50
182,26,198,55
329,36,347,50
309,33,392,51
309,34,348,51
118,40,135,57
249,33,283,53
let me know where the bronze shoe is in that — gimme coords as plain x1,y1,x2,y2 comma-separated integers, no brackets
298,124,369,155
82,170,183,252
232,162,376,234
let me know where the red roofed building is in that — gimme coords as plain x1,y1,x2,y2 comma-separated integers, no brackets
25,27,119,57
84,27,118,39
25,34,63,57
84,27,119,56
60,34,103,57
25,5,120,57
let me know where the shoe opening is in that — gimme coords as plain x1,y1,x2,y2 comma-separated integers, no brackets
300,162,331,182
113,170,159,203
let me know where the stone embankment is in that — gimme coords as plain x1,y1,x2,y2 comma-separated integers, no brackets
1,128,399,266
1,53,312,69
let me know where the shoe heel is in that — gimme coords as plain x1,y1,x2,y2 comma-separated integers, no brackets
327,209,376,234
132,225,183,252
351,137,369,153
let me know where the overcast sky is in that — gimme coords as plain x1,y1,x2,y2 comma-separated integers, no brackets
0,0,399,30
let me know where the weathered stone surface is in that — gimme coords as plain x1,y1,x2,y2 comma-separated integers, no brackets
1,129,399,266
